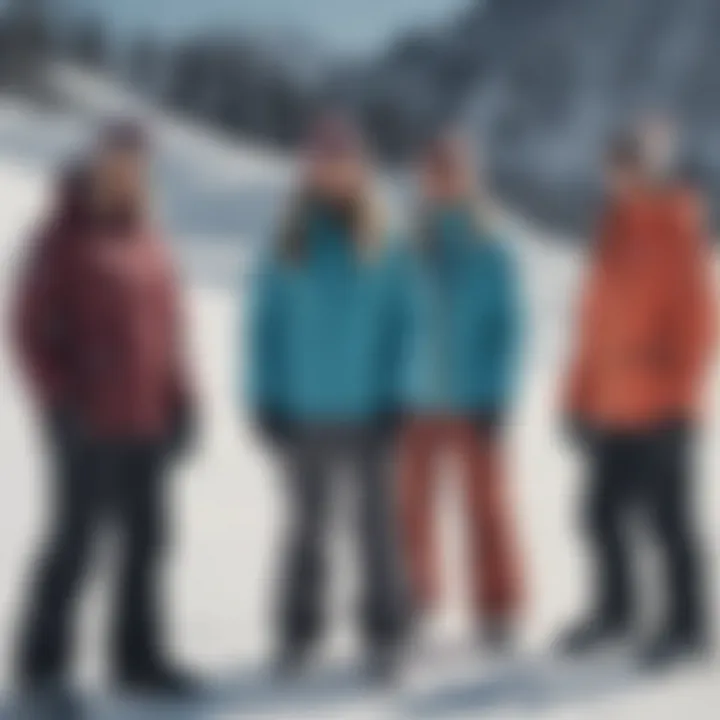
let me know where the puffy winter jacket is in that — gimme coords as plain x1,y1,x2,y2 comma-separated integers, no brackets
394,206,522,414
12,214,192,439
247,209,397,422
564,187,717,429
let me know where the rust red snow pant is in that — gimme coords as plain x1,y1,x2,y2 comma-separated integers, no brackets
399,417,521,620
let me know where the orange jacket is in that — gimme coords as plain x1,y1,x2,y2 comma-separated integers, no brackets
564,187,717,430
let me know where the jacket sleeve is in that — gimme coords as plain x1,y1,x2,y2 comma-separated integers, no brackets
377,243,408,415
563,276,596,417
10,232,71,409
245,253,287,416
667,193,718,412
562,210,613,417
493,243,523,407
162,245,196,415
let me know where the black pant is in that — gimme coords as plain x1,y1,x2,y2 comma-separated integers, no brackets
18,431,169,684
279,426,405,650
585,421,705,639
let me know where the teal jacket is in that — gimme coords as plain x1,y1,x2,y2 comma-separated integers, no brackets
394,206,522,414
246,210,397,422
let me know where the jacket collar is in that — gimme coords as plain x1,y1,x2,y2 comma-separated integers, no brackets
422,204,478,260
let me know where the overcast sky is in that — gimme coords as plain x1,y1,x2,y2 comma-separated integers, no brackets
64,0,473,56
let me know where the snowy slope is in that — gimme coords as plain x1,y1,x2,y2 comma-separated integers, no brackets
0,90,718,719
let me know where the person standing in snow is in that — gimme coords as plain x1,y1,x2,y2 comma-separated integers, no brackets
246,114,406,680
395,132,524,650
12,123,199,696
561,125,717,668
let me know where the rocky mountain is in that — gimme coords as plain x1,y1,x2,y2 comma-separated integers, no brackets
337,0,720,233
13,0,720,234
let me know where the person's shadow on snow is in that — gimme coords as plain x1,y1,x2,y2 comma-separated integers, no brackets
205,660,391,717
402,652,642,718
0,654,646,719
55,661,387,719
0,689,87,720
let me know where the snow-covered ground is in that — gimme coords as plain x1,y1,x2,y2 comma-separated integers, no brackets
0,92,718,719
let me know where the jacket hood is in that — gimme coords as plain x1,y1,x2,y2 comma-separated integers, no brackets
50,160,92,233
418,202,492,259
598,187,692,265
278,191,385,264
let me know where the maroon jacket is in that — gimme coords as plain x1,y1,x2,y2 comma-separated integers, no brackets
12,211,193,440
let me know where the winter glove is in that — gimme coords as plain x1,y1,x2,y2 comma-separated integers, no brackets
167,399,198,458
473,409,505,438
255,409,294,450
563,415,595,450
375,410,403,446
